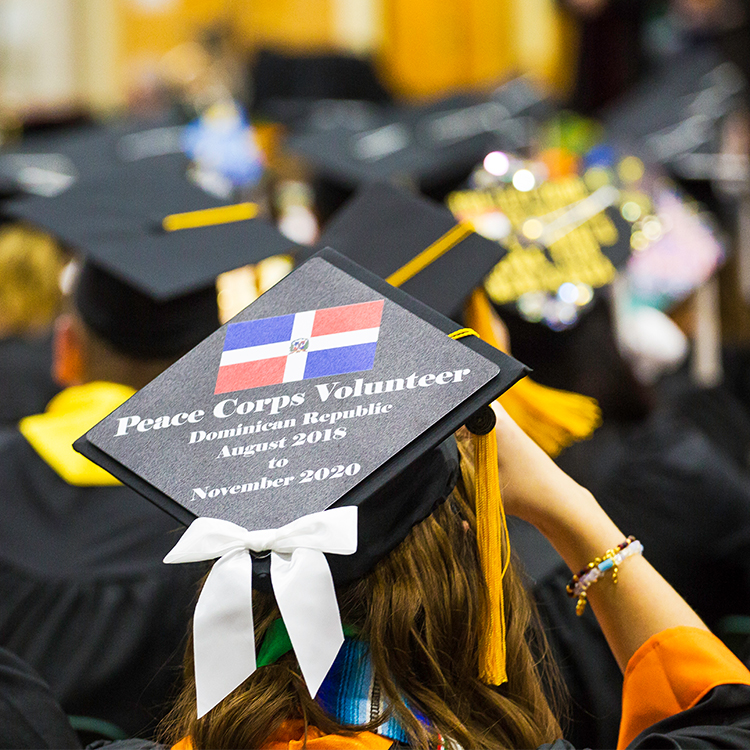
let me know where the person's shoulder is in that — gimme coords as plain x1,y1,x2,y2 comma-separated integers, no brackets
0,424,30,464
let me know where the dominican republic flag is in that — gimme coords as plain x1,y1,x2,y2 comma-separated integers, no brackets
215,300,385,394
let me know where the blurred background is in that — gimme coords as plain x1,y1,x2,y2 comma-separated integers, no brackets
0,0,572,119
5,4,750,747
2,0,750,392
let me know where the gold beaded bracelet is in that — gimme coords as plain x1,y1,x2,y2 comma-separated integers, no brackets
565,536,643,616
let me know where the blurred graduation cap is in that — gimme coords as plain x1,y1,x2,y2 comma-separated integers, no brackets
286,84,549,200
314,181,507,321
75,247,526,714
6,156,301,358
250,47,392,127
0,117,187,199
447,159,635,331
602,46,746,185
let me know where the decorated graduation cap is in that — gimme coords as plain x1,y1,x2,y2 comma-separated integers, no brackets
6,156,301,358
74,248,526,717
316,181,601,456
447,155,637,331
315,181,506,321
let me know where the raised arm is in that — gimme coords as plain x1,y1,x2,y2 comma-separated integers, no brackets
492,401,707,671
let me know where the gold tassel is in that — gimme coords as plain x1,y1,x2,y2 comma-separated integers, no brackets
448,331,508,683
474,427,509,685
464,289,602,457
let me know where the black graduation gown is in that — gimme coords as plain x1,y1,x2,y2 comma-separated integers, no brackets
0,645,81,750
0,427,205,738
541,687,750,749
511,413,750,749
0,334,60,427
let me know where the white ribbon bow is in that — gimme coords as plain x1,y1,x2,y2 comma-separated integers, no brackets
164,506,358,718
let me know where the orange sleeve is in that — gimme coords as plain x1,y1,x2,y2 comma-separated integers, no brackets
618,626,750,749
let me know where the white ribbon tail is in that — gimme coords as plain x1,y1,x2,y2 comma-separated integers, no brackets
271,548,343,696
193,549,256,718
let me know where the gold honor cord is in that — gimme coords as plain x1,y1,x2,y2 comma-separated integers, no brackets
162,202,258,232
385,221,475,288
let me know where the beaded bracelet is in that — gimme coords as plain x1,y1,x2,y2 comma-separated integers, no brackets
565,536,643,616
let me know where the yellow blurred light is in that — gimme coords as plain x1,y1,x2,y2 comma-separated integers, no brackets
522,218,544,240
618,156,645,184
642,217,662,241
630,231,649,252
584,166,611,190
621,201,642,222
576,283,594,306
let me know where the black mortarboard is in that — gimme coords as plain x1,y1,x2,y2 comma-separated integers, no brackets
74,248,526,712
0,117,186,198
314,182,507,321
602,46,746,182
312,183,607,459
285,91,537,196
74,247,525,576
6,157,301,358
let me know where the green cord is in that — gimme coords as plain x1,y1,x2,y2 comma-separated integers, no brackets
257,619,359,667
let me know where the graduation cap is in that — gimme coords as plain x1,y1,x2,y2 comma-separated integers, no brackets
285,91,533,197
316,182,601,456
447,162,635,331
315,181,507,321
602,46,746,182
0,117,187,198
6,157,301,358
74,247,526,716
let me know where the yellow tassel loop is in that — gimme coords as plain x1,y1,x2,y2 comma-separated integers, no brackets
474,425,509,685
464,289,602,457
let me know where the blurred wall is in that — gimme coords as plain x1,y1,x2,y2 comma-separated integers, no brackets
0,0,578,121
0,0,122,120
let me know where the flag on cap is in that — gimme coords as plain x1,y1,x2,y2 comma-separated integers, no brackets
215,300,384,393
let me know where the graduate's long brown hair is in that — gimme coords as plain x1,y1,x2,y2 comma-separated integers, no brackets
160,431,565,749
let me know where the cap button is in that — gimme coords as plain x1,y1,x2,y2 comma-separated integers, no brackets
465,404,496,436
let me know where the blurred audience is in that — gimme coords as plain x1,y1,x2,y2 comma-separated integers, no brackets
504,297,750,748
0,223,64,426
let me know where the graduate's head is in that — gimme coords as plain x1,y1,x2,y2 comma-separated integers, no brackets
502,296,655,423
0,223,65,337
161,429,563,750
75,249,549,749
53,261,220,391
6,154,301,390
